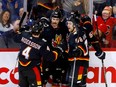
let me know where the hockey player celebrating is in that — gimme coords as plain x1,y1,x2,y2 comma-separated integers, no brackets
12,19,62,87
40,8,69,87
66,13,106,87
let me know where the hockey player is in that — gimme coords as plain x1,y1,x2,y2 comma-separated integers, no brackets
66,13,106,87
12,20,61,87
40,9,69,87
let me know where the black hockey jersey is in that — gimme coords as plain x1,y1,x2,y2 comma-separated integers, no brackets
67,24,103,67
67,26,89,61
14,31,57,71
40,22,68,51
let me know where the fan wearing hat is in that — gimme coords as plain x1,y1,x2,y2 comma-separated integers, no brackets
102,6,112,19
93,6,116,48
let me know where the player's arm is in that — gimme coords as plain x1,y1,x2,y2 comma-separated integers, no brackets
40,42,60,62
83,22,105,60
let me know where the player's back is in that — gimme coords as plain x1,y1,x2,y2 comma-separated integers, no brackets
15,31,47,71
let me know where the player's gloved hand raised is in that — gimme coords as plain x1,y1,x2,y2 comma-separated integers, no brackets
95,51,106,60
40,17,50,27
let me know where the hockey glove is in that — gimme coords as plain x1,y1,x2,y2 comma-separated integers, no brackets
71,48,83,57
54,47,63,57
40,17,50,27
95,51,106,60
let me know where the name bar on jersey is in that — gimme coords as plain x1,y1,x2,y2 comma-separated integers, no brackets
21,37,41,50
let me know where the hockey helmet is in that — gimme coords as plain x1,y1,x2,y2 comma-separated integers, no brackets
81,15,91,23
31,21,44,35
50,9,62,19
67,11,80,25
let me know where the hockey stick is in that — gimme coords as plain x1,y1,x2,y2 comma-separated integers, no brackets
12,11,27,74
12,57,19,74
19,12,27,27
71,57,76,87
94,14,108,87
102,59,108,87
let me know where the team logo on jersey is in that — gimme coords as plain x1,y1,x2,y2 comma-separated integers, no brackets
55,34,62,44
105,25,110,35
52,34,62,47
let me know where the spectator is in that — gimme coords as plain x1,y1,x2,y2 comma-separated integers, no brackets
106,0,116,7
18,7,24,19
0,10,13,34
112,5,116,40
113,5,116,17
72,0,89,15
93,6,116,48
62,0,89,18
0,29,20,48
18,7,28,25
0,2,2,14
0,21,20,48
2,0,23,22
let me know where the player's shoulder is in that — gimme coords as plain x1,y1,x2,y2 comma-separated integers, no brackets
21,30,31,35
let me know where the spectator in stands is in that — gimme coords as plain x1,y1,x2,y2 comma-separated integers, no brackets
0,19,20,48
18,7,24,19
2,0,23,22
0,10,13,34
62,0,89,17
112,5,116,40
113,5,116,18
93,6,116,48
0,10,20,48
106,0,116,7
0,21,20,48
18,7,28,26
0,1,2,14
72,0,89,15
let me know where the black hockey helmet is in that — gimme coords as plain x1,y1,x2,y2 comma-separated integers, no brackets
81,15,91,23
31,21,44,35
66,11,80,25
50,8,62,19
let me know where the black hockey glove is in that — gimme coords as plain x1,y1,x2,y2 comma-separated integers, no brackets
95,51,106,60
54,47,63,57
40,17,50,27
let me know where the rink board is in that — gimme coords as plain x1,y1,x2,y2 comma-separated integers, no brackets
0,49,116,87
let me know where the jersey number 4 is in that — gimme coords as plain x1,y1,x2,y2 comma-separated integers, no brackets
22,46,32,59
